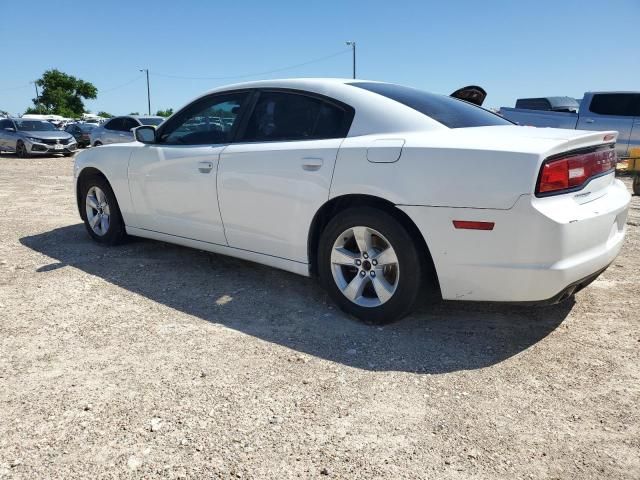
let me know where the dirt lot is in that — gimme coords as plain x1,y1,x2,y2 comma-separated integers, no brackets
0,152,638,479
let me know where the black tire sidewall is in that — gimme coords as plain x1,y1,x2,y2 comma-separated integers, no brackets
79,175,125,245
633,176,640,196
318,207,423,324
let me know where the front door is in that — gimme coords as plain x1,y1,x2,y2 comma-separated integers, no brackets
219,90,353,262
128,92,250,245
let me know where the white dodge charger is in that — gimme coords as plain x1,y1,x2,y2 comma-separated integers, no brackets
73,79,630,323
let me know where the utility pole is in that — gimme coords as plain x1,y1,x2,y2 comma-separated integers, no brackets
140,69,151,115
345,41,356,79
31,81,40,112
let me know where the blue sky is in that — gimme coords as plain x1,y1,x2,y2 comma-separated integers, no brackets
1,0,638,116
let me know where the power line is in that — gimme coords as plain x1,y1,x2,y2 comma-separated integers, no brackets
99,75,144,94
151,49,351,81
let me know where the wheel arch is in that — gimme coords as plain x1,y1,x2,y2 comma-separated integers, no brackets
76,167,111,215
307,194,441,295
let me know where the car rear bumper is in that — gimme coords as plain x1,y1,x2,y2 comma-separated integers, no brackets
399,176,630,302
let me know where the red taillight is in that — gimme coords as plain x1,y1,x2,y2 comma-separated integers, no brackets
536,147,616,195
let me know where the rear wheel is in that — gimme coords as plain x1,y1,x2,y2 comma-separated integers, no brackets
16,141,29,158
318,207,425,324
93,141,102,147
633,175,640,195
80,175,126,245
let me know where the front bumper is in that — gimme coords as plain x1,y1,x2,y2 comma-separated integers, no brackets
399,176,631,302
27,141,77,155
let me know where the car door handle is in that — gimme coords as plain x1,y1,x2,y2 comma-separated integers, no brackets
585,119,595,124
301,157,323,171
198,161,214,173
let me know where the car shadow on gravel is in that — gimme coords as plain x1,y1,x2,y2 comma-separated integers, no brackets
21,224,574,374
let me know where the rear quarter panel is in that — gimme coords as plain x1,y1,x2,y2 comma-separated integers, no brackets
330,134,547,209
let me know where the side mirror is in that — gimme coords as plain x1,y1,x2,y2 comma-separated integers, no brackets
134,125,156,144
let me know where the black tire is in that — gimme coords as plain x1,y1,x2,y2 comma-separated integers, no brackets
633,175,640,196
79,174,126,245
318,207,425,324
16,141,29,158
93,141,102,147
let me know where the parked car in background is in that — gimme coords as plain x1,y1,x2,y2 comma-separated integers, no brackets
65,123,96,148
0,118,77,157
515,96,580,113
90,115,164,146
73,79,630,323
500,92,640,158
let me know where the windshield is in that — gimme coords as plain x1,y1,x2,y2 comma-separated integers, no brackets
79,124,96,132
15,120,57,132
139,117,164,126
350,82,513,129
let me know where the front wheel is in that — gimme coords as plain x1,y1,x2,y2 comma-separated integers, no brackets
318,207,425,324
80,175,126,245
16,141,29,158
633,175,640,195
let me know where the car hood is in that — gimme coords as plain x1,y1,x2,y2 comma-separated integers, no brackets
20,131,73,140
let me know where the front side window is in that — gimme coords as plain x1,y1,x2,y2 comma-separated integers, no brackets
240,92,350,142
104,118,123,131
121,118,140,132
350,82,513,129
159,93,248,145
588,94,640,116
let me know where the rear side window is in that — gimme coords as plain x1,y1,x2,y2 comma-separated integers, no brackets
588,94,640,116
350,82,513,129
240,91,352,142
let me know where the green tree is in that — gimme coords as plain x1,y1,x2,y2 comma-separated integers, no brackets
155,108,174,117
128,112,140,115
30,69,97,118
97,111,113,118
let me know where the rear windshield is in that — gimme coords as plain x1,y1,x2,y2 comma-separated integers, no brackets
139,117,164,126
350,82,513,129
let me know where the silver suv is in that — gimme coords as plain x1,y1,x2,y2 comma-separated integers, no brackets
90,115,164,146
0,118,77,157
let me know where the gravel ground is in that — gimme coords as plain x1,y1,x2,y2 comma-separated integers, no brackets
0,153,638,479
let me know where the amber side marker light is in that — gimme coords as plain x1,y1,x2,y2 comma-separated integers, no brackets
452,220,495,231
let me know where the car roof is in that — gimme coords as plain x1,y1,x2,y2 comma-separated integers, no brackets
173,78,448,136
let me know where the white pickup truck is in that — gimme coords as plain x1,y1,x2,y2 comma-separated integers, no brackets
500,92,640,159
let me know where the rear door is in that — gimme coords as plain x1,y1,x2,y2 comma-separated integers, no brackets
218,90,354,262
577,93,638,157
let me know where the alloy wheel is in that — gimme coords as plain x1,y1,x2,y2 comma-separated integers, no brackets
16,142,26,158
330,226,400,307
85,186,111,236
